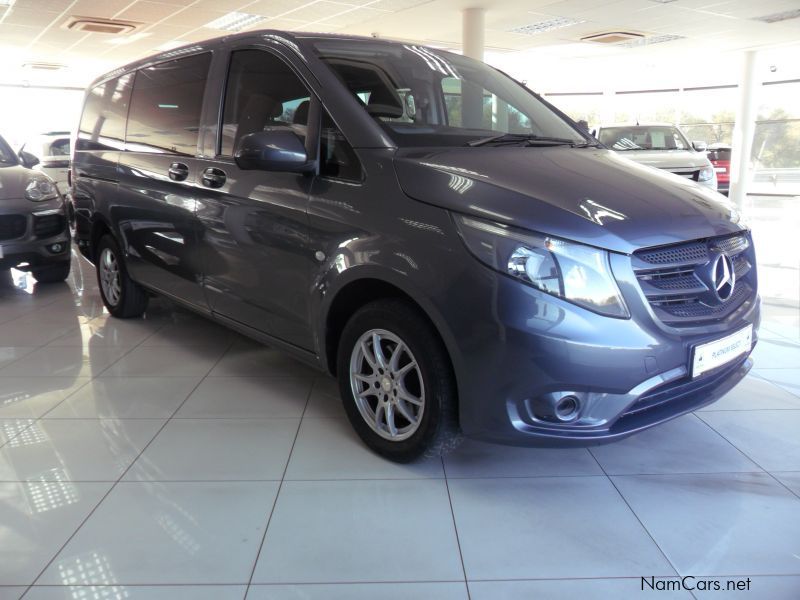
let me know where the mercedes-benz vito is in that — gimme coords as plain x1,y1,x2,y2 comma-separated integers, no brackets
71,32,759,461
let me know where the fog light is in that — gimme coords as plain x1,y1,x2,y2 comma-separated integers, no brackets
49,243,64,253
555,395,580,422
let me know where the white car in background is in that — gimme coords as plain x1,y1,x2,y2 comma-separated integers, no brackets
596,123,718,191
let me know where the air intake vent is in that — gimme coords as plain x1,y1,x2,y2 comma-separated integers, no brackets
581,31,644,44
65,17,138,35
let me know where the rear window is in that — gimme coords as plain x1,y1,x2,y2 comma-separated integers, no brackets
77,73,134,151
126,53,211,155
707,147,731,161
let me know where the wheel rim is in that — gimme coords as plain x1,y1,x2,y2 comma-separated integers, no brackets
349,328,425,442
99,247,122,307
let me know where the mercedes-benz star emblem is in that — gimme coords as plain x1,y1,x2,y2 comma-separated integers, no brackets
712,253,736,301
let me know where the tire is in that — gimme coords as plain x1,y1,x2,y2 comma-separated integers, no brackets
32,261,71,283
96,234,148,318
337,299,461,462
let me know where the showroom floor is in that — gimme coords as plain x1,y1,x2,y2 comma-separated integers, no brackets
1,228,800,600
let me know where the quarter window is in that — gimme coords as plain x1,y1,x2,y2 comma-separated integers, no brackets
126,53,211,155
77,73,134,151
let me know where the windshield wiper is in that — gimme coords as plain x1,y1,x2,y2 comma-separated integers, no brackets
466,133,585,147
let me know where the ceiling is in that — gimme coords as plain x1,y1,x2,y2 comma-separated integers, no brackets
1,0,799,86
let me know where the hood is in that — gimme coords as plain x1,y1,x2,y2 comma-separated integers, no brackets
613,149,710,170
393,146,742,254
0,164,36,200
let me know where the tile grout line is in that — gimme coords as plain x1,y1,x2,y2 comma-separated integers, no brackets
19,333,237,598
441,456,472,600
694,413,800,502
243,377,315,598
585,447,683,580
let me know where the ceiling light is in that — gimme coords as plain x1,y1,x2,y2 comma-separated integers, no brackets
22,62,67,71
582,31,644,44
509,16,584,36
752,8,800,23
204,12,266,32
620,34,684,47
0,0,15,6
66,18,138,35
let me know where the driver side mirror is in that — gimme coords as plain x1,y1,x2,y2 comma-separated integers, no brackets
234,129,314,174
19,150,40,169
692,140,707,152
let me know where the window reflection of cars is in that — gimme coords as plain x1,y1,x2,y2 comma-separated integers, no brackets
597,123,718,191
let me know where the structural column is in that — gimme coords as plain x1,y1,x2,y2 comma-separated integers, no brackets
729,50,760,209
461,8,486,128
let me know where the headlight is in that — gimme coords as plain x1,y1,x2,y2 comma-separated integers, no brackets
455,214,629,318
25,178,59,202
698,166,714,182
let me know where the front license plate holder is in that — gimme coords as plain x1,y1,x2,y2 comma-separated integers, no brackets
692,325,753,378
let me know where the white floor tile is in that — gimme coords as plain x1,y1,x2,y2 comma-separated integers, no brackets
302,377,342,419
589,414,761,475
124,419,299,481
0,348,37,371
47,316,166,348
751,337,800,369
0,481,111,585
754,368,800,399
0,587,25,600
613,473,800,575
140,316,239,347
23,586,247,600
447,476,674,580
0,419,163,482
176,378,310,419
285,418,444,480
697,375,800,410
246,582,468,600
444,440,602,478
101,345,227,378
38,481,279,585
0,378,90,419
773,471,800,497
209,342,317,378
0,346,129,378
45,377,201,420
469,579,692,600
697,410,800,471
251,480,463,583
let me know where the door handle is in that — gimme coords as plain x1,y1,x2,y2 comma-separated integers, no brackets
168,162,189,182
201,167,227,188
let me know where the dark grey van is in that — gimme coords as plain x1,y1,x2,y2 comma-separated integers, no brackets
72,32,759,461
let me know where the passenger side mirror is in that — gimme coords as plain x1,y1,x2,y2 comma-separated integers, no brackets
692,140,708,152
234,129,314,173
19,150,40,168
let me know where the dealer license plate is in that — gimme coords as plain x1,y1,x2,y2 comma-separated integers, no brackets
692,325,752,378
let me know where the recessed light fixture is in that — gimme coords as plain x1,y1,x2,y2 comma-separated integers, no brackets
620,33,684,47
204,12,266,32
66,17,139,35
509,16,584,36
752,8,800,23
582,31,644,44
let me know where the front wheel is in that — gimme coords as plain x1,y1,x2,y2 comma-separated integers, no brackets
337,299,460,462
96,234,148,318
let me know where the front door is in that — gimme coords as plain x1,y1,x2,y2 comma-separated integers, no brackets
195,48,316,349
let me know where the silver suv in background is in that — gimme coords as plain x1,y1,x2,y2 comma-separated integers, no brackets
19,131,72,194
597,123,718,191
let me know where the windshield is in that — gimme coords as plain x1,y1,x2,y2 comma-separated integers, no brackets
312,40,587,147
0,134,18,165
598,126,689,151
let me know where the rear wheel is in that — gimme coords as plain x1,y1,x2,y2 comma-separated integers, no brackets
337,299,460,462
32,261,71,283
96,234,148,318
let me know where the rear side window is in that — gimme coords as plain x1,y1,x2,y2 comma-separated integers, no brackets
126,53,211,155
220,49,311,156
77,73,134,151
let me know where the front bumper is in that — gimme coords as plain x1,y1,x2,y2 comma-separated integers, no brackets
443,253,760,447
0,198,70,269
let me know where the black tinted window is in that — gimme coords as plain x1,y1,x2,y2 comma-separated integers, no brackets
77,73,134,151
320,111,362,182
220,50,310,156
126,53,211,155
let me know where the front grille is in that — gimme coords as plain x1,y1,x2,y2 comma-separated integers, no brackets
0,215,27,241
33,214,65,238
633,231,756,326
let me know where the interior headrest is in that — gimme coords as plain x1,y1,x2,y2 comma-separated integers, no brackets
366,85,404,119
293,100,310,125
